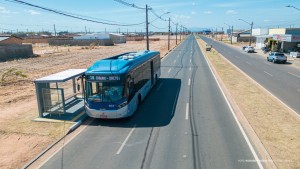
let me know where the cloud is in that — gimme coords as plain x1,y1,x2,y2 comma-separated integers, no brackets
0,6,11,14
264,19,270,22
226,10,238,15
213,3,237,8
191,11,196,15
203,11,212,15
25,9,40,15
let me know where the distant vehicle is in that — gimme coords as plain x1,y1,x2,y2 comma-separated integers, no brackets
244,46,255,53
206,44,212,51
267,52,287,64
80,50,161,119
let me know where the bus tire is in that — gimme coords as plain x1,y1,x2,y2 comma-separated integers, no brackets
138,94,142,106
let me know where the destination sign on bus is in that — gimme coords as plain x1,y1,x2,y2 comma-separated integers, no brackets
87,75,120,81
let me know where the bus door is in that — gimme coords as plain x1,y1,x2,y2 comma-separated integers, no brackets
76,75,86,99
150,61,154,85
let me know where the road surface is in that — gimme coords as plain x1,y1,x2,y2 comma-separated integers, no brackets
201,36,300,115
40,35,261,169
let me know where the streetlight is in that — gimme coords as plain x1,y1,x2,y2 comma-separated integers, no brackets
286,5,300,11
224,23,233,44
238,18,254,46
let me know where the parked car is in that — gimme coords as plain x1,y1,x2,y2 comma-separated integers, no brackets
244,46,255,53
267,52,287,64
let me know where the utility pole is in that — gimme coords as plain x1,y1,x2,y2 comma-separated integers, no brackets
146,4,149,50
85,26,87,34
53,24,56,36
176,23,178,45
249,21,253,46
168,17,170,50
221,27,223,41
231,25,233,44
180,25,182,41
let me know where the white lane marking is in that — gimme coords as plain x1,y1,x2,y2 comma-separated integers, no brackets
185,103,189,120
288,72,300,78
264,62,271,66
116,126,136,155
246,61,252,65
174,60,177,63
264,71,273,77
235,56,240,59
189,67,191,71
190,59,192,63
168,68,171,73
157,83,163,91
298,89,300,92
188,78,191,86
198,40,264,169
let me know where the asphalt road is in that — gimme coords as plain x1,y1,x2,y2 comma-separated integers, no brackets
40,35,260,169
201,36,300,115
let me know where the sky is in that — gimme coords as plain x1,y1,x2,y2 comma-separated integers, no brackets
0,0,300,33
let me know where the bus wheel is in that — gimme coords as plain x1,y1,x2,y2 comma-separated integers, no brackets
138,94,142,106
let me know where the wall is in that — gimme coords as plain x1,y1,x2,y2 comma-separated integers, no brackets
126,36,144,41
269,28,286,35
22,38,49,44
0,45,33,62
48,39,113,46
252,28,269,36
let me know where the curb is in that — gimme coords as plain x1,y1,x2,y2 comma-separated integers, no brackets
22,115,88,169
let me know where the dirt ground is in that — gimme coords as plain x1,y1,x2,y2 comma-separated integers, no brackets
197,38,300,169
0,35,181,168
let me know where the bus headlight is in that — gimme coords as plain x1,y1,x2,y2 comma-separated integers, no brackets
117,101,127,109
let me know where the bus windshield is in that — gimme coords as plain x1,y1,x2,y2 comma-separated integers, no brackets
87,81,125,102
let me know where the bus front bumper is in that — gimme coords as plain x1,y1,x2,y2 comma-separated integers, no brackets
85,105,128,119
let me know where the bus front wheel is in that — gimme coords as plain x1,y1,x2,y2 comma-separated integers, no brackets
138,94,142,106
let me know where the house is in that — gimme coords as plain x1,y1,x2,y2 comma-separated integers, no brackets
0,35,23,45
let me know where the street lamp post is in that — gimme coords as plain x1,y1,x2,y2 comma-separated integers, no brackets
238,19,253,46
224,23,232,44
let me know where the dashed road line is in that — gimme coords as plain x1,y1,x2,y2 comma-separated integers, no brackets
116,126,136,155
168,68,171,73
188,78,191,86
264,71,273,77
288,72,300,78
185,103,189,120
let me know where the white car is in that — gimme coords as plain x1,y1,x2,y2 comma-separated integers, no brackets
244,46,255,53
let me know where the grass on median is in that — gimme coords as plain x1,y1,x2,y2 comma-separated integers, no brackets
197,38,300,169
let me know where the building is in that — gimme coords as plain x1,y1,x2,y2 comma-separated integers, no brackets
231,30,256,43
109,33,126,44
0,35,23,45
256,28,300,52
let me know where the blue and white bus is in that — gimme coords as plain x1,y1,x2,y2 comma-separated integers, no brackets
82,50,160,119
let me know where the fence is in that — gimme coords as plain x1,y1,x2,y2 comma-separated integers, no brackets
48,39,113,46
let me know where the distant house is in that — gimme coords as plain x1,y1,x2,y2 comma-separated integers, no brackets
0,35,23,45
109,33,126,44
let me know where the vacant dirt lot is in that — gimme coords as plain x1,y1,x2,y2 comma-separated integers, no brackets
0,35,180,168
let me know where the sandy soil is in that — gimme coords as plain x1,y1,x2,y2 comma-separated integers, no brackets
197,38,300,169
0,35,181,168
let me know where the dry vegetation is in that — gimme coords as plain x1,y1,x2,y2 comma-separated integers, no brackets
197,38,300,169
0,35,181,168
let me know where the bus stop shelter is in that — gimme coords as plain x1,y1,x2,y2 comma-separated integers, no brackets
34,69,86,120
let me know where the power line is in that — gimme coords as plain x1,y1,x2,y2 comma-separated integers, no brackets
113,0,145,10
149,8,167,22
4,0,145,26
149,23,168,30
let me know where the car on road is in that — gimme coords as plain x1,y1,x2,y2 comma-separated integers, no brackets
244,46,255,53
267,52,287,64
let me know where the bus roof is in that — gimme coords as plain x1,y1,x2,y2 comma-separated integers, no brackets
85,50,159,75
